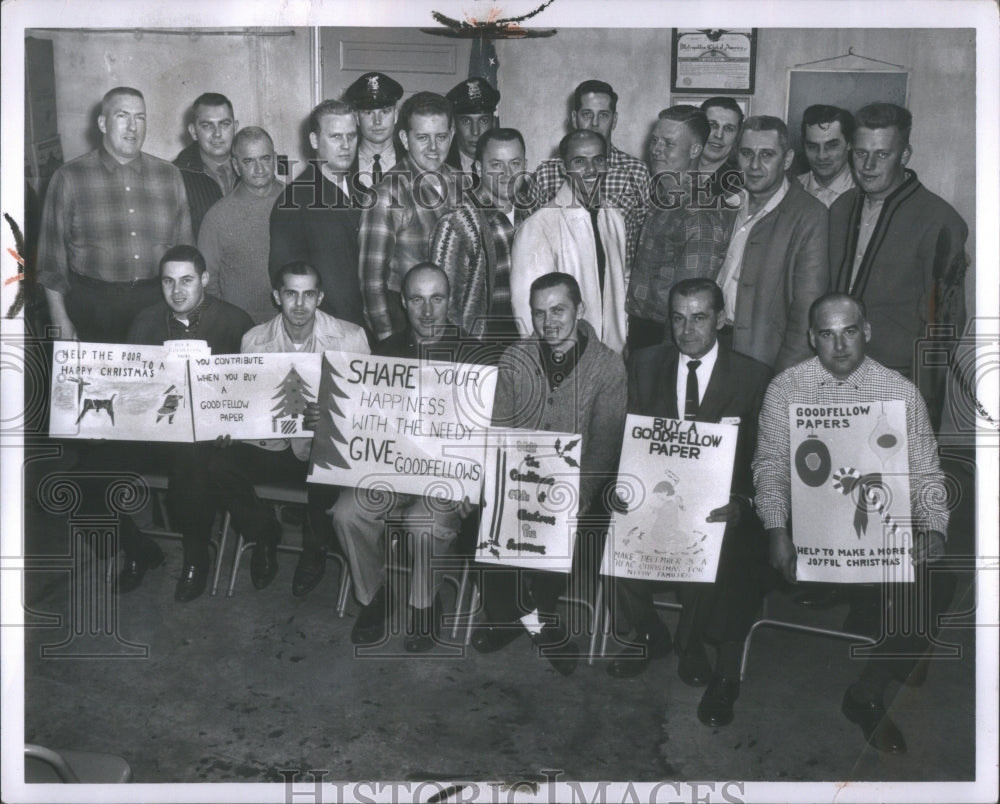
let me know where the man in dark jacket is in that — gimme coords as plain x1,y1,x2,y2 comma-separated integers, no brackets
608,278,771,731
173,92,238,238
829,103,967,429
269,99,369,335
93,245,252,602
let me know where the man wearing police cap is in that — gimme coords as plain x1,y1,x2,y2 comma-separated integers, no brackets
343,71,406,188
445,77,500,177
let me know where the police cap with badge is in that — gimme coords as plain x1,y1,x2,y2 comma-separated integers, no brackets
343,72,404,110
446,77,500,114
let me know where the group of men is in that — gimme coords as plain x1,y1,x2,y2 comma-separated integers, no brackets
35,68,966,755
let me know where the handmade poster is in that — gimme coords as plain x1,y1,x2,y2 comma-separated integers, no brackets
789,401,913,583
476,429,582,573
601,415,738,583
49,341,192,442
788,401,913,583
308,352,497,501
189,352,322,441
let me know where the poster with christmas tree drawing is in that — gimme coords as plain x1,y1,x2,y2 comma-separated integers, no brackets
189,352,322,441
49,341,192,442
600,414,738,583
308,351,497,501
789,401,913,584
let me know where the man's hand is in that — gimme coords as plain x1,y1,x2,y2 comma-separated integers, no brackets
911,530,946,565
706,496,743,525
302,402,321,431
214,434,232,448
456,496,476,520
44,290,77,340
768,526,797,584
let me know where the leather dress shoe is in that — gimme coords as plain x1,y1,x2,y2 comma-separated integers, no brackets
530,623,578,677
841,688,907,754
351,587,389,645
404,601,439,653
471,625,524,654
174,562,209,603
117,541,165,594
677,642,712,687
606,625,673,678
697,675,740,727
291,549,326,597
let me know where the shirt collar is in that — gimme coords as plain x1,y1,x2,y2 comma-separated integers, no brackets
817,356,871,388
738,176,789,219
682,339,719,370
99,147,143,175
171,295,209,330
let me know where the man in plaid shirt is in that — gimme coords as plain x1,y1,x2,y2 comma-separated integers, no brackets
529,80,650,269
358,92,463,342
753,292,954,755
626,105,734,352
38,86,193,343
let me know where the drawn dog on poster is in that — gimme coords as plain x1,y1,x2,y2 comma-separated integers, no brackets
76,393,117,425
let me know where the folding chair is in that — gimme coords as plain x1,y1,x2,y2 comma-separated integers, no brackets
220,482,352,616
739,588,877,680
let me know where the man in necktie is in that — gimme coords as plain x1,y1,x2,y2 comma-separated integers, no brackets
609,278,772,731
269,100,369,334
444,76,500,179
510,130,629,354
343,71,406,189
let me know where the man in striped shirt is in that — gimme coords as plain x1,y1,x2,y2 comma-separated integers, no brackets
431,127,529,341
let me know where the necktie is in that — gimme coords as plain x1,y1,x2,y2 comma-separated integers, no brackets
588,207,607,296
684,359,701,421
371,154,383,186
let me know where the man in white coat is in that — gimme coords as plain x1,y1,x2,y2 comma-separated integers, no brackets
510,130,628,354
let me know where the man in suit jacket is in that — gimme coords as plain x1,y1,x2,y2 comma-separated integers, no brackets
269,100,369,336
609,278,772,729
716,116,829,371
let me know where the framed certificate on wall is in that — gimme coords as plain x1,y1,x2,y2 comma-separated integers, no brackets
671,28,757,94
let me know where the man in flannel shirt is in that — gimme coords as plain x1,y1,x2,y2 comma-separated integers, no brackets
626,105,734,353
529,79,650,270
431,127,529,342
358,92,461,341
753,292,954,755
38,86,193,343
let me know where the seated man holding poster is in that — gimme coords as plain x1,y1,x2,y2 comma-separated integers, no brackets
608,278,771,730
125,244,254,601
75,244,254,602
471,272,626,676
332,263,483,653
752,292,954,754
208,261,370,594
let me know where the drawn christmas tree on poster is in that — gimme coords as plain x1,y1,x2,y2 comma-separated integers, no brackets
311,362,351,470
271,365,314,433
